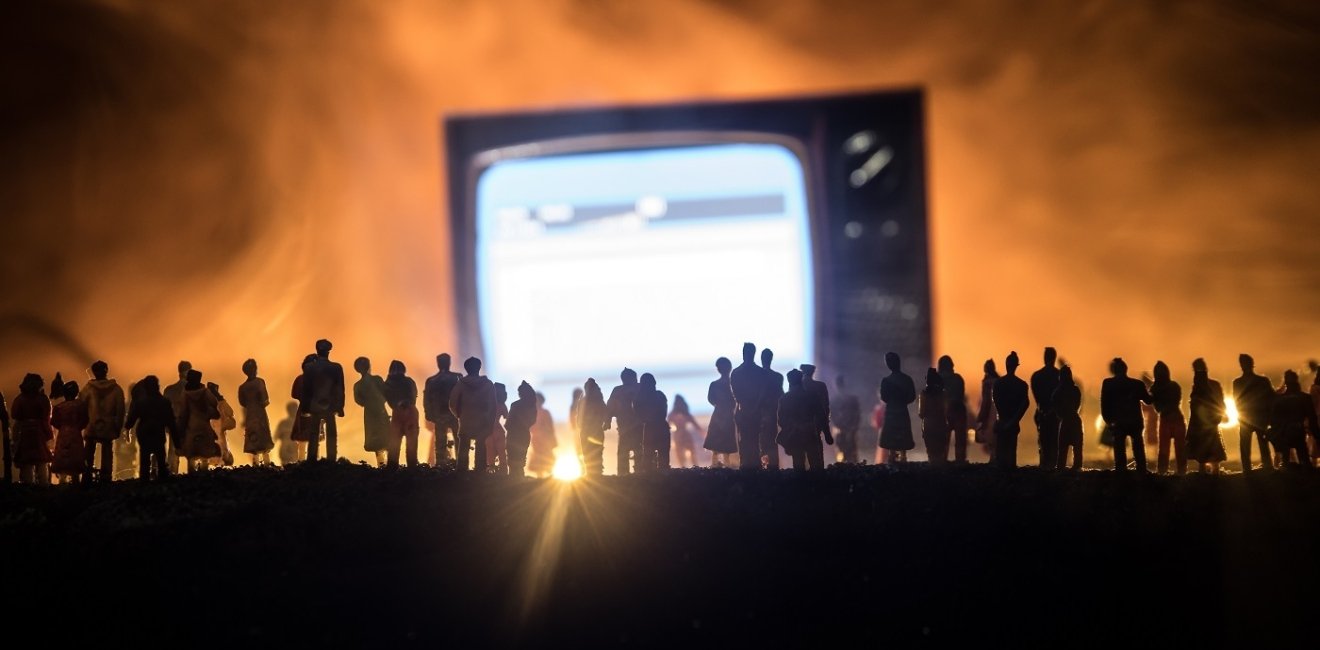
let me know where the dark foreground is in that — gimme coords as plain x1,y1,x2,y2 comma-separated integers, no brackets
3,464,1319,648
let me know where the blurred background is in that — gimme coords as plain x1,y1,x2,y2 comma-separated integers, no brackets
2,0,1317,464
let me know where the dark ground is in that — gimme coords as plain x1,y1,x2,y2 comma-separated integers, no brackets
3,463,1319,648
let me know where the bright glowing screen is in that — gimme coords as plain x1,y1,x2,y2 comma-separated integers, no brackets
475,142,814,417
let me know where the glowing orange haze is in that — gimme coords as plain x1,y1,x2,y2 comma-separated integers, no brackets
2,1,1317,460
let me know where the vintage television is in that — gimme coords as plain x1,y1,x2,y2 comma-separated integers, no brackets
445,89,930,417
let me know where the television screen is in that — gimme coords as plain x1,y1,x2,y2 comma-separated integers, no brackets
474,140,814,414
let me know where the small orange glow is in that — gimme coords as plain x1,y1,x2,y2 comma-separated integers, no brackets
551,452,582,481
1222,398,1240,429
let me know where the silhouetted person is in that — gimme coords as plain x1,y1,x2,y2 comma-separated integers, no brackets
123,375,177,481
488,383,508,473
1186,359,1228,474
385,360,420,469
423,353,461,467
82,360,126,483
11,374,52,484
529,393,558,476
1150,361,1186,475
0,390,9,483
879,352,917,465
993,352,1030,469
353,357,391,467
569,386,584,450
290,354,318,461
238,359,275,467
506,381,536,478
634,374,670,472
1052,365,1083,471
730,343,769,470
1312,368,1320,464
937,356,969,463
704,358,737,468
667,395,703,468
50,381,87,483
801,364,830,468
274,402,299,465
1030,348,1061,470
831,375,862,464
778,369,833,471
1233,353,1275,472
1270,370,1318,467
1140,372,1159,454
1101,358,1152,472
576,379,608,475
919,369,949,464
303,339,345,462
180,370,220,473
606,368,643,475
449,356,496,472
758,349,784,470
210,382,237,466
975,359,1000,461
163,360,191,475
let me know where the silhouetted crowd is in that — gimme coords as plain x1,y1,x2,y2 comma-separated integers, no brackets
2,339,1318,485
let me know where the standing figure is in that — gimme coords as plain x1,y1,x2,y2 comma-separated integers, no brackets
50,381,88,483
1150,361,1187,475
273,402,300,466
1140,372,1160,457
180,370,221,473
937,356,969,464
730,343,769,470
606,368,643,475
919,369,949,464
831,376,862,464
505,381,537,478
758,349,785,470
162,361,191,475
82,360,126,483
667,395,703,469
575,379,609,475
1311,367,1320,466
1030,348,1061,470
1232,354,1276,472
992,352,1030,469
703,358,738,468
210,383,237,466
0,389,10,484
449,357,496,472
801,364,831,468
290,354,318,462
1269,370,1318,467
1101,358,1152,473
487,383,509,473
238,359,275,467
568,387,584,465
423,353,462,467
352,357,391,467
528,393,558,476
384,361,420,469
633,374,669,473
10,374,53,484
878,352,918,465
778,369,833,471
1053,365,1084,471
1186,358,1228,474
974,359,1000,461
303,339,346,462
123,375,177,481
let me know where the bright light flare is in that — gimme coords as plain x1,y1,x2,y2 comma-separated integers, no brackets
1221,397,1239,428
551,452,582,481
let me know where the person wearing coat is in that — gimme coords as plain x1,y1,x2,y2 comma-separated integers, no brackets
879,352,917,465
302,339,346,463
180,370,221,473
210,383,237,466
487,383,509,473
993,352,1031,469
1269,370,1319,467
529,392,559,476
1101,358,1153,473
974,359,1001,462
703,358,738,468
632,375,668,473
352,357,391,467
384,361,420,469
1052,366,1084,471
163,360,191,476
1186,358,1228,474
0,389,10,484
123,375,178,481
1150,361,1187,475
575,378,609,476
778,369,833,471
50,381,89,482
919,369,949,464
238,359,275,466
290,354,318,462
82,360,126,484
448,357,496,472
506,381,537,478
11,374,53,484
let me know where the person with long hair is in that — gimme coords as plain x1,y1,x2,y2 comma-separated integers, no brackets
11,374,52,484
1186,358,1227,474
974,359,1000,462
703,358,737,468
1150,361,1186,475
575,379,608,475
384,360,420,469
180,370,220,473
50,381,88,483
667,395,703,468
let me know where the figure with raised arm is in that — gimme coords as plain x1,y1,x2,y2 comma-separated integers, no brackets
162,360,191,475
1233,354,1276,472
449,357,496,472
801,364,831,468
993,352,1030,469
1030,348,1061,470
352,357,391,467
879,352,917,465
1150,361,1187,475
919,368,948,464
758,349,784,470
488,383,509,473
634,375,670,473
576,379,609,475
180,370,220,473
50,380,87,483
937,356,969,464
667,395,703,468
1269,370,1318,467
975,359,1000,462
506,381,537,478
831,375,861,464
1053,365,1083,471
384,361,420,468
730,343,769,470
11,374,52,484
123,376,177,481
606,368,643,475
303,339,345,462
423,353,462,467
1101,358,1152,472
82,360,126,483
1187,359,1228,474
704,358,737,468
238,359,275,467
